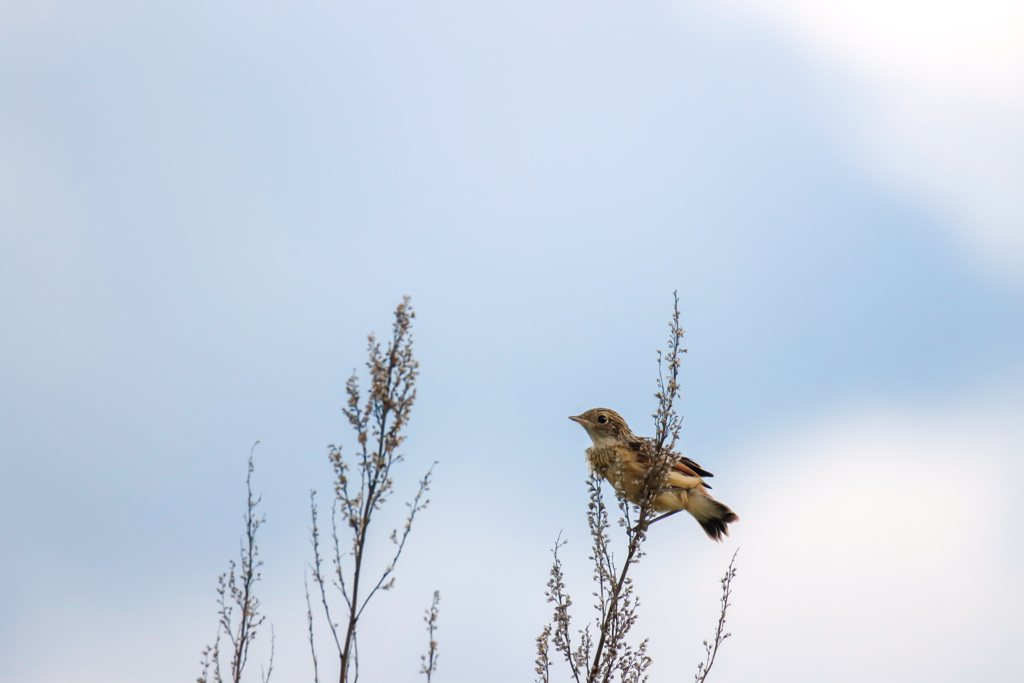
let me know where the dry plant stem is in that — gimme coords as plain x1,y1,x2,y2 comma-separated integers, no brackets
305,573,320,683
694,550,739,683
198,441,272,683
539,291,687,683
589,292,686,683
197,631,221,683
309,494,344,658
588,486,649,683
231,445,266,683
261,627,275,683
646,509,682,526
652,290,686,458
535,624,553,683
307,298,435,683
542,534,583,683
420,591,440,681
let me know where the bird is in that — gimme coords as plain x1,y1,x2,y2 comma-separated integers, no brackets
569,407,738,541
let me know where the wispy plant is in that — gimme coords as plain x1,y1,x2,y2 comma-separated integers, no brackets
536,292,737,683
198,442,274,683
420,591,441,682
307,297,436,683
694,550,738,683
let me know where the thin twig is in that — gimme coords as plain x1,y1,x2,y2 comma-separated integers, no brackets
420,591,441,681
260,625,275,683
694,549,739,683
646,509,683,526
355,465,434,622
305,572,320,683
309,492,343,658
198,442,272,683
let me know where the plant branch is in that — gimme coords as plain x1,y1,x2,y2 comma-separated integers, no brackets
694,550,739,683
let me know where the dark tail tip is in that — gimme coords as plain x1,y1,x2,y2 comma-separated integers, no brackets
698,501,739,542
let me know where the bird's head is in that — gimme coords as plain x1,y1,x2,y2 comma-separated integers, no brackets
569,408,633,446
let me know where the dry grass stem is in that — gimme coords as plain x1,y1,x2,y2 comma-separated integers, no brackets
420,591,440,681
694,550,738,683
305,571,320,683
198,442,273,683
306,297,437,683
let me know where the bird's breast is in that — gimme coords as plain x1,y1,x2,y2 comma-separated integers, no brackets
585,445,619,473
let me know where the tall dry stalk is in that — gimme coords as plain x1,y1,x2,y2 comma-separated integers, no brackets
419,590,441,682
307,297,435,683
198,442,274,683
694,550,738,683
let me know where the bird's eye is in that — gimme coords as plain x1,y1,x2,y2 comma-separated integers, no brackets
597,415,608,424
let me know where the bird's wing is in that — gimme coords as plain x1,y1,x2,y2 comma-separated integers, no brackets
678,456,714,479
630,440,714,487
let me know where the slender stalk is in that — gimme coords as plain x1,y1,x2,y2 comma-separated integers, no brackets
307,298,435,683
420,591,440,681
587,503,651,683
305,573,320,683
695,550,739,683
198,442,271,683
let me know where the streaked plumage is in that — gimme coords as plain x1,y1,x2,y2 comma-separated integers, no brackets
569,408,738,541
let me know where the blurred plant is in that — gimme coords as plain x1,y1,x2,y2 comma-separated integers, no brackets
420,590,441,682
307,297,436,683
198,442,274,683
535,292,738,683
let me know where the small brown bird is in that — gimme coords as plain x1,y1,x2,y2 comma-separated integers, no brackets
570,408,738,541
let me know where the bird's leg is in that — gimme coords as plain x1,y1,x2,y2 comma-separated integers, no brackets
647,509,683,526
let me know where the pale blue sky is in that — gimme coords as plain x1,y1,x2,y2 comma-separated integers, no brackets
2,2,1022,682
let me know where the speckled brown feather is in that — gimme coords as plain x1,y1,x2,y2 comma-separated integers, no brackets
571,407,738,541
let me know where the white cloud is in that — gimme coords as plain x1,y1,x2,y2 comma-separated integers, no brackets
698,0,1024,281
641,399,1024,681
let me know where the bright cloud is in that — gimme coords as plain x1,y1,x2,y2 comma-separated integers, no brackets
697,0,1024,281
641,399,1024,681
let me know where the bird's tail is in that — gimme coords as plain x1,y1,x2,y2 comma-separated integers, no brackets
690,493,738,542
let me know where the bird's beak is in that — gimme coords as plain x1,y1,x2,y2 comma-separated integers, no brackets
569,415,587,425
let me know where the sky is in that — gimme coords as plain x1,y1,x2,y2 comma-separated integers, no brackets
1,1,1022,682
